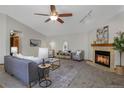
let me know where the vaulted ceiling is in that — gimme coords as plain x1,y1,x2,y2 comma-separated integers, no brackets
0,5,123,36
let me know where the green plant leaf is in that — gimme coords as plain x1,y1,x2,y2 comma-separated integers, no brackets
113,31,124,66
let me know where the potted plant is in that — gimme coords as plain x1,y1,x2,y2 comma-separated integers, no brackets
113,31,124,75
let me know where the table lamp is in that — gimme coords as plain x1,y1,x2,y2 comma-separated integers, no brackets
38,48,48,66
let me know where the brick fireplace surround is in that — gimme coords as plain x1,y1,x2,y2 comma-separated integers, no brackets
87,44,115,72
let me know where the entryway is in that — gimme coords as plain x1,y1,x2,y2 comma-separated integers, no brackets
10,30,22,55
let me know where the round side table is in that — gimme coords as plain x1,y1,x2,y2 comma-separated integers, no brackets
38,64,52,87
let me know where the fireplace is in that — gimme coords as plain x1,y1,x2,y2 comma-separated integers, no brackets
95,50,110,67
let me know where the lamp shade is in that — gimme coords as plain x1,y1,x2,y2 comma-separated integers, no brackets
11,47,18,54
38,48,48,59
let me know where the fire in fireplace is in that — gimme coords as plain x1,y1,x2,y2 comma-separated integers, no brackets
95,50,110,67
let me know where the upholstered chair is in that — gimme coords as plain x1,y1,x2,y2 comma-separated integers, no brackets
72,50,84,61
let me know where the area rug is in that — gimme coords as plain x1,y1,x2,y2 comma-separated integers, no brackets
0,60,124,88
0,60,82,88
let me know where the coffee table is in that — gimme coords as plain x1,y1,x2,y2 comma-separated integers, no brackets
46,58,60,70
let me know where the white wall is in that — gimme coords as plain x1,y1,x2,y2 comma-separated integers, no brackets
6,16,47,57
47,32,89,59
0,13,47,64
0,14,7,64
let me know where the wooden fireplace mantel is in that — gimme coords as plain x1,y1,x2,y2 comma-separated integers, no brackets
91,43,113,47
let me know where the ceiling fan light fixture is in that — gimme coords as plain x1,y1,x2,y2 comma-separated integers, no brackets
34,5,72,24
50,16,58,20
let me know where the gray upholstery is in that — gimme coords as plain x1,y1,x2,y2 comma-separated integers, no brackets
4,56,43,87
55,50,71,59
72,50,84,61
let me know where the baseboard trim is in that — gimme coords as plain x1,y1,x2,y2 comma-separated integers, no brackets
85,59,93,62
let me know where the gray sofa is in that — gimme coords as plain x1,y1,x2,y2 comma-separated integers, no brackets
4,56,43,87
72,50,84,61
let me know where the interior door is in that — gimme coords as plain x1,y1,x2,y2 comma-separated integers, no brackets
10,36,19,53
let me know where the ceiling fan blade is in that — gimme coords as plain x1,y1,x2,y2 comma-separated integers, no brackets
45,18,51,23
34,13,49,16
57,18,64,24
58,13,72,17
50,5,56,13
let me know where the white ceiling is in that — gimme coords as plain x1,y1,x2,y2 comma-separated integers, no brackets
0,5,123,36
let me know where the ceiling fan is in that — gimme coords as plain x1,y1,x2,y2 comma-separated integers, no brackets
34,5,73,24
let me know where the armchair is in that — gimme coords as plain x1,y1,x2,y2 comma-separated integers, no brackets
72,50,84,61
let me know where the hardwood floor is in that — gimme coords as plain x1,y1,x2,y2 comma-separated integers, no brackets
0,64,4,71
0,84,4,88
0,60,124,88
0,64,4,88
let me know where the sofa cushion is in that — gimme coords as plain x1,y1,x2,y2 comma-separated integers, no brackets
15,53,24,58
15,54,43,64
22,56,42,64
28,57,43,64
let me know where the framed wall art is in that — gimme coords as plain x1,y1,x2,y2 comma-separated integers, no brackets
30,39,41,47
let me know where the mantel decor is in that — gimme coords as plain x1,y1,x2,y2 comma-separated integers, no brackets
96,25,109,44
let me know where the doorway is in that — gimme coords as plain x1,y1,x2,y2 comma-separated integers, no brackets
10,31,22,55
